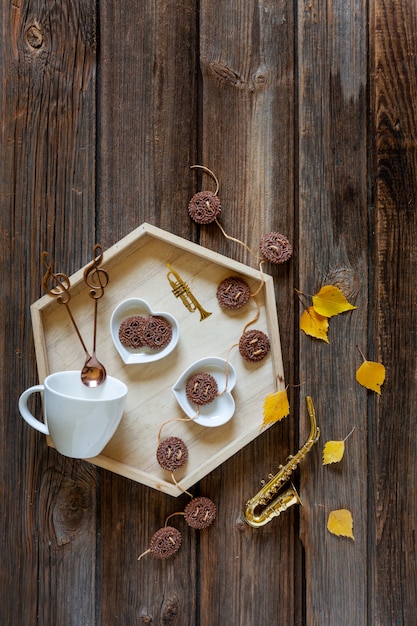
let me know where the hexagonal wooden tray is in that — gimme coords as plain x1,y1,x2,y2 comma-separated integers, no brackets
31,223,285,496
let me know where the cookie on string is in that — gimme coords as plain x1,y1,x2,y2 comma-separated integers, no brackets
118,315,147,348
239,329,271,362
216,276,251,310
156,437,188,472
186,372,218,406
184,497,217,529
260,232,293,264
148,526,182,560
188,191,221,224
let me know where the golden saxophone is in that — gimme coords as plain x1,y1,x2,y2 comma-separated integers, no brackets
166,263,212,321
244,396,320,527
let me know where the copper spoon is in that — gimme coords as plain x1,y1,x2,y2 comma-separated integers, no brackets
42,250,107,388
81,244,109,388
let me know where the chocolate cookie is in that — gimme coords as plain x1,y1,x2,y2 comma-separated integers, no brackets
184,496,217,529
216,276,251,310
185,372,218,406
260,231,293,264
142,315,172,349
118,315,147,348
149,526,182,559
188,191,221,224
156,436,188,472
239,329,271,362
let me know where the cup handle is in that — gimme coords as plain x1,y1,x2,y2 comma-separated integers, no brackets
18,385,49,435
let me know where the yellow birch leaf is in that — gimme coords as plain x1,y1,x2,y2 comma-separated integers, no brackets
322,427,355,465
300,306,329,343
356,360,386,394
312,285,357,318
327,509,354,540
322,440,345,465
262,389,290,429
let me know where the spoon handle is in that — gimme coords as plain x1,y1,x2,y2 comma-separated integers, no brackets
41,251,89,354
83,244,109,353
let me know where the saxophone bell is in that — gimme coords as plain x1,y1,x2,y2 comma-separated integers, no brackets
244,396,320,527
244,483,302,528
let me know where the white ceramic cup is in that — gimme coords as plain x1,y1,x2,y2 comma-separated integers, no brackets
18,371,128,458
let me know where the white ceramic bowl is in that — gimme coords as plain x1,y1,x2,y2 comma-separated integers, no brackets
110,298,179,364
172,357,237,427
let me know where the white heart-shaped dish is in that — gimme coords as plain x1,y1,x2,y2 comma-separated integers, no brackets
172,357,237,427
110,298,179,364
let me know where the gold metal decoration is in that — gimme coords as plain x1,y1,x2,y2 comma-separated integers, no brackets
244,396,320,527
166,263,212,321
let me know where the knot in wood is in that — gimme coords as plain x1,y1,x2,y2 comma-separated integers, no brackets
25,25,44,49
52,480,92,546
250,69,268,92
325,267,360,301
161,596,179,624
206,61,245,89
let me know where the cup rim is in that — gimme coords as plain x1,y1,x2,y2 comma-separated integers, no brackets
44,371,128,400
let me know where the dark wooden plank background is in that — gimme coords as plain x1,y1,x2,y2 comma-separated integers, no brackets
2,1,416,624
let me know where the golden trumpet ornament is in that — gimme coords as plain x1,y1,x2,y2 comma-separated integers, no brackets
244,396,320,527
166,263,212,321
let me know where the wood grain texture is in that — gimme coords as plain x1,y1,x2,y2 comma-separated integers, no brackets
1,1,97,624
198,2,299,625
297,1,368,624
2,0,417,624
371,1,417,624
97,0,199,244
96,3,201,624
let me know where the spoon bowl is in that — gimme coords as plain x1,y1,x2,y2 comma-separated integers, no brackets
81,358,107,388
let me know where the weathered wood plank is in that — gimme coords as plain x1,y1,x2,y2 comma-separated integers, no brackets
198,2,300,624
371,1,417,624
1,1,98,624
3,0,417,623
97,0,199,245
297,1,368,624
97,3,200,624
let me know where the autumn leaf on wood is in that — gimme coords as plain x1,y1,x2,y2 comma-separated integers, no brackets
312,285,357,318
356,347,386,394
327,509,354,540
322,427,355,465
262,389,290,429
323,440,345,465
300,306,329,343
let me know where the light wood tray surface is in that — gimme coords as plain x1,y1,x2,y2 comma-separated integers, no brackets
31,223,285,496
